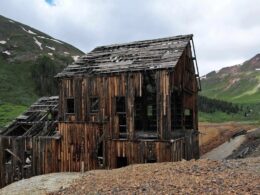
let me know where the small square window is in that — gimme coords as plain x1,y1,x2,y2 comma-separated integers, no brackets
90,97,99,113
67,98,75,113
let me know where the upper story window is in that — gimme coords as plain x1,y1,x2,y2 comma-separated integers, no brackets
67,98,75,114
90,97,99,113
116,96,126,113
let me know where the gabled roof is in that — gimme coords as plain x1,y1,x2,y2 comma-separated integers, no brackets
56,34,193,77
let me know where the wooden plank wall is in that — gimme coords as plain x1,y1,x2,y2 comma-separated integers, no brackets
0,136,60,188
59,47,199,141
0,136,27,187
106,138,185,168
58,123,101,172
59,70,177,140
32,136,60,175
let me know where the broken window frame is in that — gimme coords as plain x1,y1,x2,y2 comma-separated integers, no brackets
134,72,157,132
116,96,127,138
184,108,193,129
90,97,99,114
171,91,183,130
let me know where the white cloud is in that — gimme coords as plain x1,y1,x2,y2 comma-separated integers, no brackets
0,0,260,75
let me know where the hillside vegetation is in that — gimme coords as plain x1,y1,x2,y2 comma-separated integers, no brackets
0,15,84,127
200,54,260,104
200,54,260,123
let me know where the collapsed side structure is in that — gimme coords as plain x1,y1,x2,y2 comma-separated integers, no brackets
56,34,201,170
0,97,59,187
0,34,200,188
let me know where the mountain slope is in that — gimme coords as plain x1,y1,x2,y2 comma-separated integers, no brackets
200,54,260,104
0,15,83,61
0,15,84,127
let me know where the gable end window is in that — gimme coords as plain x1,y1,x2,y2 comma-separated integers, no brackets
67,98,75,114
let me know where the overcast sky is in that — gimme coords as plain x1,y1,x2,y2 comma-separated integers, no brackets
1,0,260,75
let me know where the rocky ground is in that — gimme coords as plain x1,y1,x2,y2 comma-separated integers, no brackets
50,158,260,195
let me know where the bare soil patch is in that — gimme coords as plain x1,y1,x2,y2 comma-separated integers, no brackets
199,122,256,155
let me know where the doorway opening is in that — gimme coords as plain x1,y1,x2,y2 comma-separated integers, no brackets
116,156,128,168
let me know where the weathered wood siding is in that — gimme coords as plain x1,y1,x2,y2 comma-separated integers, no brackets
59,47,198,140
58,123,101,172
0,136,60,188
106,139,185,168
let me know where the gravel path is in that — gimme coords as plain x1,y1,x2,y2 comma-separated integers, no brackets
201,135,247,160
51,158,260,195
0,173,82,195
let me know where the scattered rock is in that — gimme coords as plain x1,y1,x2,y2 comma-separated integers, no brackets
50,157,260,195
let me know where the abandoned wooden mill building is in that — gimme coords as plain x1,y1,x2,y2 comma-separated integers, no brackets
0,34,201,187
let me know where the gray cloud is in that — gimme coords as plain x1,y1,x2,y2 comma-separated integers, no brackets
0,0,260,75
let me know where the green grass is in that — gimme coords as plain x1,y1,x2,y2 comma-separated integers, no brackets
199,103,260,123
0,58,38,105
0,58,37,127
0,103,27,128
199,111,242,123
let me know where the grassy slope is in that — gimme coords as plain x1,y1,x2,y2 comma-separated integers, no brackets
200,71,260,104
0,104,27,127
199,70,260,123
0,57,38,127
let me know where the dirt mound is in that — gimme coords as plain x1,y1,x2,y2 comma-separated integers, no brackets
51,158,260,195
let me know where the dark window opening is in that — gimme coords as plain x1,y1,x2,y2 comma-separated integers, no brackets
116,157,128,168
4,150,12,164
67,98,75,113
119,114,126,132
90,97,99,113
135,97,143,131
97,142,104,167
185,108,193,129
171,91,183,129
147,158,157,163
116,96,127,138
134,72,157,132
116,96,126,113
25,151,32,165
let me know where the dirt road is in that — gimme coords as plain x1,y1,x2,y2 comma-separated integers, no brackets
199,122,256,154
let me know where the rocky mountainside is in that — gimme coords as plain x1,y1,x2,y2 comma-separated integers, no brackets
200,54,260,104
0,15,84,127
